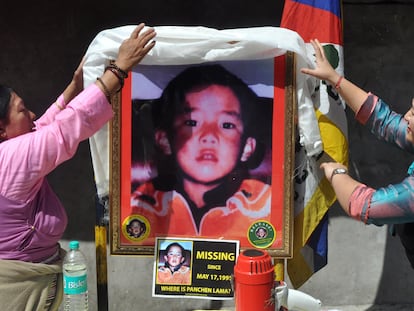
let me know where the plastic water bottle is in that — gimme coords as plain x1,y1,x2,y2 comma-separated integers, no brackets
63,240,89,311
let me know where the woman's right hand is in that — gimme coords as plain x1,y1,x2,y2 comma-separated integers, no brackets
114,23,156,72
301,39,341,86
95,23,156,99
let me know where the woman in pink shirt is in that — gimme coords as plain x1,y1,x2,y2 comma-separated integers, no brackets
0,23,155,310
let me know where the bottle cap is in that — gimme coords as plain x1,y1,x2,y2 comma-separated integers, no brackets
69,240,80,250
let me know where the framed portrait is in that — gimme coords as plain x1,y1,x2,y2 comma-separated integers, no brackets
110,52,295,257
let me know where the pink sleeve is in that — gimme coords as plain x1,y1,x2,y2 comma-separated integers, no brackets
34,94,67,128
348,184,375,223
0,84,113,202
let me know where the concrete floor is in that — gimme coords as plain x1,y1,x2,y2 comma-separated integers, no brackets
322,306,414,311
194,304,414,311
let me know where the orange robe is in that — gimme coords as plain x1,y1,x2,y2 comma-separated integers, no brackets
130,179,271,247
157,265,191,284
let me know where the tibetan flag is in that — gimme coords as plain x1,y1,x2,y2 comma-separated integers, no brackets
281,0,348,288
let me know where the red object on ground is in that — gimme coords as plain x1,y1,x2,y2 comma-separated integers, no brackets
234,249,275,311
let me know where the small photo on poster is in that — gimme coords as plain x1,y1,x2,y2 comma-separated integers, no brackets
153,237,239,299
155,239,193,286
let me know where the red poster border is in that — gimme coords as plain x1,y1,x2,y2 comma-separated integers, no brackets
110,53,295,257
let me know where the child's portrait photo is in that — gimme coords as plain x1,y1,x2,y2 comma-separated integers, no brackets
156,240,192,285
113,56,294,255
128,61,273,246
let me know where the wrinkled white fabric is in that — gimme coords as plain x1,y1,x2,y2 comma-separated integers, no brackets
83,25,322,197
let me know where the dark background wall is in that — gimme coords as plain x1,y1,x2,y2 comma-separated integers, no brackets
344,0,414,187
2,1,414,309
0,0,284,240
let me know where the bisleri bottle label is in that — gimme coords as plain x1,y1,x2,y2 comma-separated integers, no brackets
64,274,88,295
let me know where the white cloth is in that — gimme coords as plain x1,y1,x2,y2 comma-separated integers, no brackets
83,25,321,197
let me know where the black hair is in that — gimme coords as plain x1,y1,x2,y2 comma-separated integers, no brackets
155,64,259,141
163,242,188,272
0,85,12,121
149,64,271,173
130,64,272,189
165,242,186,259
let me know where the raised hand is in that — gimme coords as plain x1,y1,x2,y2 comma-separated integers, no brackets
96,23,156,99
115,23,156,72
301,39,340,86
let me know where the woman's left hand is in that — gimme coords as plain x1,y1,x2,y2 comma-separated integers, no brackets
63,57,86,104
71,57,85,95
320,162,347,182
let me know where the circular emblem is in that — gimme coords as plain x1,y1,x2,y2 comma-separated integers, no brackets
247,220,276,248
122,215,150,242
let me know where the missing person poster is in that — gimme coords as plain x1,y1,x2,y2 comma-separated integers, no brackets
93,26,305,258
153,237,239,299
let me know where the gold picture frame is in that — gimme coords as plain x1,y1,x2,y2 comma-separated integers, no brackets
110,52,295,258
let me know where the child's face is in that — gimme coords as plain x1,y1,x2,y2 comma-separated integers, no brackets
129,221,142,236
165,245,184,267
171,84,245,184
257,228,267,237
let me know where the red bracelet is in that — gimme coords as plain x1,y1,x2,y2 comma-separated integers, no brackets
335,75,344,89
105,66,124,93
108,63,128,79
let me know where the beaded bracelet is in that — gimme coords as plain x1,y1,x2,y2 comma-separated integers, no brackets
107,63,128,79
96,77,111,100
105,66,124,93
